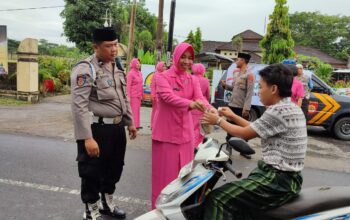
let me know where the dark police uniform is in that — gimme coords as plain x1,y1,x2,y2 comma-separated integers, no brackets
71,28,133,220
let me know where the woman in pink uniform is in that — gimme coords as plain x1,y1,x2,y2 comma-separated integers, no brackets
191,63,210,148
150,61,167,129
289,65,304,107
151,43,214,209
127,58,143,129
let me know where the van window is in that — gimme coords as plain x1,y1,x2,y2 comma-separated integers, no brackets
312,78,328,94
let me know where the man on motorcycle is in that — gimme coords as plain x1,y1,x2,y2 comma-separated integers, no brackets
202,63,307,219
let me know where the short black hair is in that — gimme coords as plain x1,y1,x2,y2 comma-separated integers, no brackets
237,53,251,64
286,64,298,77
259,64,293,98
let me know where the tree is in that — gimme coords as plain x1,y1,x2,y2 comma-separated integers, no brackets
137,30,154,52
232,36,243,53
61,0,109,53
289,12,350,60
38,39,58,55
60,0,158,55
8,39,20,54
260,0,294,64
185,28,203,55
185,30,195,45
193,27,203,55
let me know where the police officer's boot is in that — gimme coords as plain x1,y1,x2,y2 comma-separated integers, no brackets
99,193,126,219
83,202,104,220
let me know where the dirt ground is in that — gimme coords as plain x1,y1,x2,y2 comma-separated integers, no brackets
0,95,349,173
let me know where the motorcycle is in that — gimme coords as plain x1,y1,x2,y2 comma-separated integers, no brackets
135,137,350,220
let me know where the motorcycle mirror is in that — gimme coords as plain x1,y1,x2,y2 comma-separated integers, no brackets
228,137,255,155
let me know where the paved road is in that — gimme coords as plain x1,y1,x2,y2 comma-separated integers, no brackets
0,95,350,173
1,133,350,220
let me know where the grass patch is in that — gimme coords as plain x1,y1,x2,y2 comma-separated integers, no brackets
0,97,29,106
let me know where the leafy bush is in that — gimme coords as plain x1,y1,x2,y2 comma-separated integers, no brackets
206,68,214,84
333,80,347,88
53,78,63,92
137,49,156,65
61,85,71,94
38,56,77,86
297,55,333,83
332,80,350,89
57,70,70,85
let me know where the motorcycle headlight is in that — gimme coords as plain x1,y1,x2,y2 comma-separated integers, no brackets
155,194,170,207
156,190,184,207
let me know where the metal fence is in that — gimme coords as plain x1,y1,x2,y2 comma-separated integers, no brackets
0,74,16,90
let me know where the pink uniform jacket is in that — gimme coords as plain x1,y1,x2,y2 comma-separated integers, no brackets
150,62,166,129
126,58,143,98
151,62,166,101
291,78,304,105
152,59,210,143
192,63,210,101
152,69,209,143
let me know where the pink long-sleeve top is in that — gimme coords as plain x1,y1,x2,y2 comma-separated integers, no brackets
150,61,166,99
291,77,304,104
126,58,143,98
192,63,210,101
152,43,210,144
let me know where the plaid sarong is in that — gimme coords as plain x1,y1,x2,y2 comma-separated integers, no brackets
203,160,303,220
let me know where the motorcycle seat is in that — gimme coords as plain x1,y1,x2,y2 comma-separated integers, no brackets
256,186,350,219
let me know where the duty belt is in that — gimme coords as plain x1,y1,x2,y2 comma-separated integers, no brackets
91,115,122,124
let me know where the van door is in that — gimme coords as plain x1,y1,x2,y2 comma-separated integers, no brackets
307,76,340,126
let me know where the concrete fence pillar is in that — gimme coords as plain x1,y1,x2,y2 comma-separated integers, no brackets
16,38,39,102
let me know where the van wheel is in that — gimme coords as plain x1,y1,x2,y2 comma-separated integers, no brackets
249,108,258,122
333,117,350,141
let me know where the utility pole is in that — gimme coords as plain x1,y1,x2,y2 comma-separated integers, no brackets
127,0,137,71
167,0,176,66
156,0,164,62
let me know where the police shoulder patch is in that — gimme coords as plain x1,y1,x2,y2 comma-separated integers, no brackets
76,74,88,87
248,74,255,82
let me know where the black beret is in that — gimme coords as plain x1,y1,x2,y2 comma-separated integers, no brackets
238,52,251,62
92,27,118,42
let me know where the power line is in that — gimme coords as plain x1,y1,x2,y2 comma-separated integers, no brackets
0,6,64,12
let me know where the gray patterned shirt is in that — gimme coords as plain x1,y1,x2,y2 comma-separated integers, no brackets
250,98,307,172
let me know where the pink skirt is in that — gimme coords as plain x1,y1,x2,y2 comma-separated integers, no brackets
151,99,157,129
151,139,194,209
130,97,141,128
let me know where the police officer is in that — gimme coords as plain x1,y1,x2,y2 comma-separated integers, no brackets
71,27,137,220
220,52,255,158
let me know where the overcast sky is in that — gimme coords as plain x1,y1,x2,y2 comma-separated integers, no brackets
1,0,350,46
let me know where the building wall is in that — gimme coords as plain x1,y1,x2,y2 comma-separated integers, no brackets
219,50,237,59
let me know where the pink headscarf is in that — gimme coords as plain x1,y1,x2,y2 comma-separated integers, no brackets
155,61,166,74
171,42,195,74
192,63,206,76
129,58,140,71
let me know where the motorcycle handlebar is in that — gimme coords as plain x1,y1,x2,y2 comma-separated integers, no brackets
225,162,242,179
